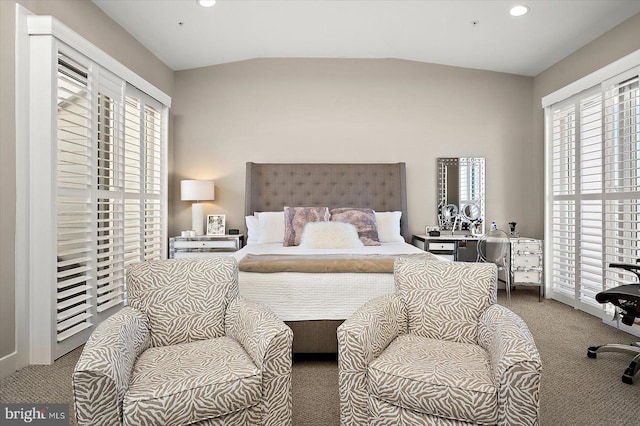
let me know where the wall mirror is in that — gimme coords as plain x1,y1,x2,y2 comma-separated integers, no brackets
437,157,485,234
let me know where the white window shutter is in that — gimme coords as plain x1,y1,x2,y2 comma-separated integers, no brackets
52,47,168,359
95,67,127,316
26,18,170,364
56,52,95,348
603,73,640,307
142,103,164,261
546,67,640,328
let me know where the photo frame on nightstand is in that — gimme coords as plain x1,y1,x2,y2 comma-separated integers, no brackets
207,214,225,235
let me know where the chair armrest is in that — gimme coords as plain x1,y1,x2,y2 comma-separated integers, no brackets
225,297,293,370
478,304,541,426
225,298,293,426
337,294,406,426
73,307,150,426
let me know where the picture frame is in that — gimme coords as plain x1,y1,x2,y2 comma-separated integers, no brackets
206,214,226,236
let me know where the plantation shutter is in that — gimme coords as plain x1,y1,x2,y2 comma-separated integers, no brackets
26,16,171,364
549,99,579,305
546,67,640,325
52,46,168,359
124,87,165,266
602,72,640,302
95,67,127,315
56,53,95,348
142,98,164,261
577,92,604,314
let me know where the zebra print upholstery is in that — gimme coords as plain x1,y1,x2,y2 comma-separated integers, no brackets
337,258,541,426
73,257,293,426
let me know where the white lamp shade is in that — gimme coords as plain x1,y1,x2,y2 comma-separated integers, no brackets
181,180,215,201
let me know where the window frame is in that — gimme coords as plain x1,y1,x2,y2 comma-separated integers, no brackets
544,56,640,337
20,15,170,364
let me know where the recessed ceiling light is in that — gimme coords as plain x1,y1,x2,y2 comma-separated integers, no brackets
509,5,530,17
198,0,216,7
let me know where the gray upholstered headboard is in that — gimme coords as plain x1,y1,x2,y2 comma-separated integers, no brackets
245,162,409,241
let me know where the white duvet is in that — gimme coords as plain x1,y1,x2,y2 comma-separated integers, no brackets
232,242,427,321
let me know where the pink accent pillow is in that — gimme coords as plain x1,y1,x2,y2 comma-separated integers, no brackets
283,206,330,246
330,208,380,246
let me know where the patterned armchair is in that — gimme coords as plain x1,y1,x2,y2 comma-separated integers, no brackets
337,259,541,426
73,257,293,426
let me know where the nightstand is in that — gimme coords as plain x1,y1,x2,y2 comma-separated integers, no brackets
169,234,244,259
508,237,544,301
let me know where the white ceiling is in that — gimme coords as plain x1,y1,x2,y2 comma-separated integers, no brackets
92,0,640,76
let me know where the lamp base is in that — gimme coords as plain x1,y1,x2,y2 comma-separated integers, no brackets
192,203,205,235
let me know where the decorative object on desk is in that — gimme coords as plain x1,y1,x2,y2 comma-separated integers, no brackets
425,226,440,236
425,226,441,236
460,201,482,234
207,214,226,236
470,218,483,235
509,221,519,237
228,228,240,235
181,179,215,235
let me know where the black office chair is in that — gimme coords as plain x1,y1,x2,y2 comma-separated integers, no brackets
587,261,640,384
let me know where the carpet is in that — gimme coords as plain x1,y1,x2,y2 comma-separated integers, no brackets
2,288,639,425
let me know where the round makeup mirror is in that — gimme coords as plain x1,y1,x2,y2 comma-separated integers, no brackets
443,204,458,219
461,202,480,222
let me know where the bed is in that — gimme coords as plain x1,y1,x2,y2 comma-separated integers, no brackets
234,162,431,353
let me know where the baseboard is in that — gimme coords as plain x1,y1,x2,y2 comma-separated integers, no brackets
603,318,640,338
0,351,17,379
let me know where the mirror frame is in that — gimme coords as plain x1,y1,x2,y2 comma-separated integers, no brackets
437,157,485,234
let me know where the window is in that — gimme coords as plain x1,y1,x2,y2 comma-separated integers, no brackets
25,17,170,363
53,48,167,357
546,66,640,327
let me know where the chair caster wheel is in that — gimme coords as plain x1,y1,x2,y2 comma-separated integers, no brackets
622,363,637,385
587,347,598,358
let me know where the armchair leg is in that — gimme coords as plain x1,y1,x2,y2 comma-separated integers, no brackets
587,342,640,384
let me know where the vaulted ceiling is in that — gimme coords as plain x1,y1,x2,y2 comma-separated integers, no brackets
93,0,640,76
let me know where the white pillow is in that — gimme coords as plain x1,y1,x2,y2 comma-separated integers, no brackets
245,215,259,243
256,211,285,244
375,211,404,243
300,221,364,249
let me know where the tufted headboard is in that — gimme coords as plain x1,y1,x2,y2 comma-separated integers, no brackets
245,162,409,241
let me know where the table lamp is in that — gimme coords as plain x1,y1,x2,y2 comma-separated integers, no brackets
181,180,215,235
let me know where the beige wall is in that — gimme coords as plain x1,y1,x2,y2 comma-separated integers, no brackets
0,0,173,369
171,59,535,239
531,13,640,237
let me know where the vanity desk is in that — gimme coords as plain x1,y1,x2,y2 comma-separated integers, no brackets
411,234,479,262
412,234,544,301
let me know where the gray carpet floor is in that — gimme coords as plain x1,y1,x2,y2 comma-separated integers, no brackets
2,288,640,425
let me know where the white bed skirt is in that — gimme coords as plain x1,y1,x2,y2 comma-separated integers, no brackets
238,270,395,321
233,242,427,321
